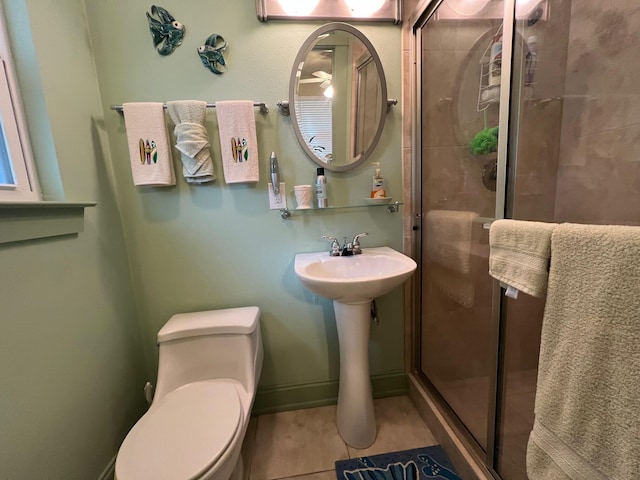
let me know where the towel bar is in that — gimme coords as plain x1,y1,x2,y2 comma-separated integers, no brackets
111,102,269,115
276,99,397,116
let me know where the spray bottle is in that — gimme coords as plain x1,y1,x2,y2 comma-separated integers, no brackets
315,167,328,208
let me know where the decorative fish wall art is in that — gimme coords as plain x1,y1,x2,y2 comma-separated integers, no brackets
198,34,228,75
146,5,185,56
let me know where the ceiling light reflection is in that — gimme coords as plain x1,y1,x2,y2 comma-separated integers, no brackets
323,85,334,98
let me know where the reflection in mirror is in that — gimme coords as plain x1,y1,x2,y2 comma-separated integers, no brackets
290,23,388,172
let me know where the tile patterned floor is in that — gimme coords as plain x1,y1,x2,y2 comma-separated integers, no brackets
242,395,437,480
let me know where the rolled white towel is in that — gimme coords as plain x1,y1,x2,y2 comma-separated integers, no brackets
166,100,216,184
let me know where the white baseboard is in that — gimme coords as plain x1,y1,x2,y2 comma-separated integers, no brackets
98,456,116,480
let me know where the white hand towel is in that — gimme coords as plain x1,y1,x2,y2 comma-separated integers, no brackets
123,102,175,186
488,219,556,297
215,100,259,183
166,100,216,184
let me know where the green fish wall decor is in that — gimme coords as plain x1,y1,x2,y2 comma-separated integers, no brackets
197,34,227,75
146,5,185,56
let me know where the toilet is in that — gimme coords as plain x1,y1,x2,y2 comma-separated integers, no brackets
115,306,263,480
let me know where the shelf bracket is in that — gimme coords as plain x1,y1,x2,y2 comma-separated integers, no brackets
280,208,291,219
387,201,400,213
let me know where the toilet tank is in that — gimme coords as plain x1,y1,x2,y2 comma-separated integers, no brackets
153,306,263,403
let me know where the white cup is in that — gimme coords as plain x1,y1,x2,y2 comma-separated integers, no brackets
294,185,312,209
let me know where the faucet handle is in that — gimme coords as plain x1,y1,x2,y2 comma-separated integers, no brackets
322,236,341,256
352,232,368,254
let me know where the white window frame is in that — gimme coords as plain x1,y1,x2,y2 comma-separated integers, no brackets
0,4,40,202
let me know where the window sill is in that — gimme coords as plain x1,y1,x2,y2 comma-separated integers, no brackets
0,201,96,244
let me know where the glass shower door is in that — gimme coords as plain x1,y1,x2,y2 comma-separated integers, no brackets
492,2,566,476
418,0,503,452
418,0,640,478
495,0,640,478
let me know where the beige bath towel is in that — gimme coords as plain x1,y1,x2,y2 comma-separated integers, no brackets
215,100,259,183
489,219,556,297
527,223,640,480
425,210,478,307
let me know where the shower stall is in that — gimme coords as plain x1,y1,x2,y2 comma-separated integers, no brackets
409,0,640,478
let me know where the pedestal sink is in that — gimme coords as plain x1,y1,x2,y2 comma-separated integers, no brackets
294,246,417,448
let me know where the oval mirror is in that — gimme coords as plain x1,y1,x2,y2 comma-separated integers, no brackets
289,23,388,172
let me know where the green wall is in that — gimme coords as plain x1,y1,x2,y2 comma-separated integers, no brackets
0,0,146,478
85,0,405,403
1,0,404,477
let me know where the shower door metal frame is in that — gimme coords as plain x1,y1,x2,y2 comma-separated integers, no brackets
410,0,518,476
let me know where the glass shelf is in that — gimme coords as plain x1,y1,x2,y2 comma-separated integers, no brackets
278,201,402,219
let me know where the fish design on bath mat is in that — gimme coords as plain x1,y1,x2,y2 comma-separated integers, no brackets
231,137,248,163
146,5,185,56
417,454,459,480
343,461,419,480
139,139,158,164
197,34,227,75
336,446,461,480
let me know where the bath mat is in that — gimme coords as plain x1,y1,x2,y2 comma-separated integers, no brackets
335,445,461,480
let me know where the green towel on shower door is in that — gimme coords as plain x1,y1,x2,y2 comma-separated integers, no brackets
527,223,640,480
489,219,556,298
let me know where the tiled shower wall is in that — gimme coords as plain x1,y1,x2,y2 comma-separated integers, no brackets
555,1,640,225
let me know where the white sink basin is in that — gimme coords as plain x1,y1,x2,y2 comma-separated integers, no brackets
294,246,417,304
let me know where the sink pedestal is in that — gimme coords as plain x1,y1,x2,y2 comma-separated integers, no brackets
294,247,418,449
334,300,376,448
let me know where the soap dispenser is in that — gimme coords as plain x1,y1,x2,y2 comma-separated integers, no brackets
371,162,386,198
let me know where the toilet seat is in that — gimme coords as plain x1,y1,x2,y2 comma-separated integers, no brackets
116,381,242,480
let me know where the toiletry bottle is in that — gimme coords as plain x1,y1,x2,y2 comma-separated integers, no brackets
315,167,328,208
489,32,503,87
371,162,385,198
524,35,538,87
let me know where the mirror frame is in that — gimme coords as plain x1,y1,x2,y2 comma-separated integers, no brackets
289,22,388,172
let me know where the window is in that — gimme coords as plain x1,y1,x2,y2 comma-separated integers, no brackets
295,97,333,163
0,5,39,202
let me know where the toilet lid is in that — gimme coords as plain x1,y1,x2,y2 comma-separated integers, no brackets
116,381,242,480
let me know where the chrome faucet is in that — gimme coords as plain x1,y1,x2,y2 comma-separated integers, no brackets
322,236,341,256
322,233,368,256
352,232,368,255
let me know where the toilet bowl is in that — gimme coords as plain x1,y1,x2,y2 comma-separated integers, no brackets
115,306,263,480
